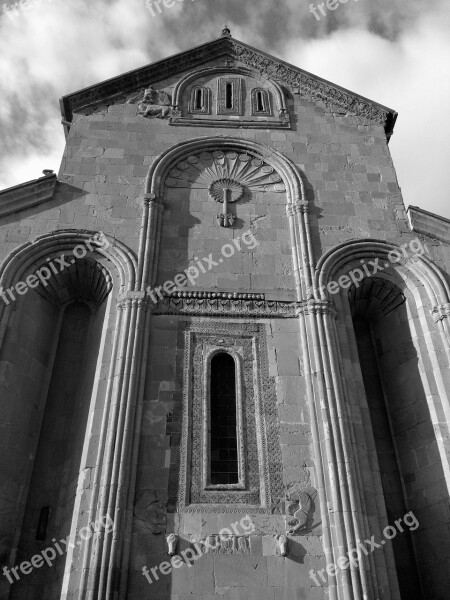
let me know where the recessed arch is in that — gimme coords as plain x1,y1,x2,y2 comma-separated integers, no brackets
315,238,450,308
145,136,305,205
0,229,138,301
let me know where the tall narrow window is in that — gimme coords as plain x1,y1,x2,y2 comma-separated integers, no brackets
251,88,272,116
225,83,233,109
256,91,264,112
210,353,238,485
195,88,203,110
217,78,242,115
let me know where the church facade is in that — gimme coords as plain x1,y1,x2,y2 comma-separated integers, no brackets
0,28,450,600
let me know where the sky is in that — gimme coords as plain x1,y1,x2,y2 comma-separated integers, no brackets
0,0,449,217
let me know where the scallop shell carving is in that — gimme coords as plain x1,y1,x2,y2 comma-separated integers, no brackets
165,150,286,193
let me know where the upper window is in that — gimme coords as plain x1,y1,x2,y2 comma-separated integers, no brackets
209,352,239,485
217,78,243,115
251,88,272,116
189,85,211,114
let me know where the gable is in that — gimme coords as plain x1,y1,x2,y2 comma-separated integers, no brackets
59,33,397,139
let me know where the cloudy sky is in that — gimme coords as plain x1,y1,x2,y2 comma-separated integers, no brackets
1,0,449,217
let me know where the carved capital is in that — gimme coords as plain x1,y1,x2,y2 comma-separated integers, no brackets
117,291,151,310
286,201,308,217
295,300,336,318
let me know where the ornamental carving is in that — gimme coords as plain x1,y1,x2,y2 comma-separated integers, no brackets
178,322,283,513
286,488,317,535
165,150,286,193
229,41,391,128
133,490,166,534
165,150,285,225
196,535,250,554
64,38,394,135
127,86,173,118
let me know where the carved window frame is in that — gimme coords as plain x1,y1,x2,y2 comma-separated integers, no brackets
217,78,243,115
203,349,246,491
178,322,282,513
189,85,211,114
251,88,272,116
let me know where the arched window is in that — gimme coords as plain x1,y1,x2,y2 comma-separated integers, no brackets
251,88,272,116
189,85,210,114
209,352,239,485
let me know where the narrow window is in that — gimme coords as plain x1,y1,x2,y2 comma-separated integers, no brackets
257,91,265,112
225,83,233,109
36,506,49,541
210,353,238,485
195,88,203,110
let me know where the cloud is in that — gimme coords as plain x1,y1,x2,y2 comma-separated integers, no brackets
0,0,449,218
283,4,450,217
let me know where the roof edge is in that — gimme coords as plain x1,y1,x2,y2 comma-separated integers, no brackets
0,173,57,219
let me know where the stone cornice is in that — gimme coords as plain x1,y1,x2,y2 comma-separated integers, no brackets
0,173,57,219
408,205,450,244
59,36,397,138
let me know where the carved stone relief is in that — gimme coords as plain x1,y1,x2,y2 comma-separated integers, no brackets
133,490,166,534
165,150,285,227
127,86,173,118
286,488,317,535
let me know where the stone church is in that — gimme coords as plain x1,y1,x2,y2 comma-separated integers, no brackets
0,27,449,600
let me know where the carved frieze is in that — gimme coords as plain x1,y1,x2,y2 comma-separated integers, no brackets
153,291,303,318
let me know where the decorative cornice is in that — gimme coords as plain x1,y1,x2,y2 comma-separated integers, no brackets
59,37,396,137
0,172,57,218
153,290,301,318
